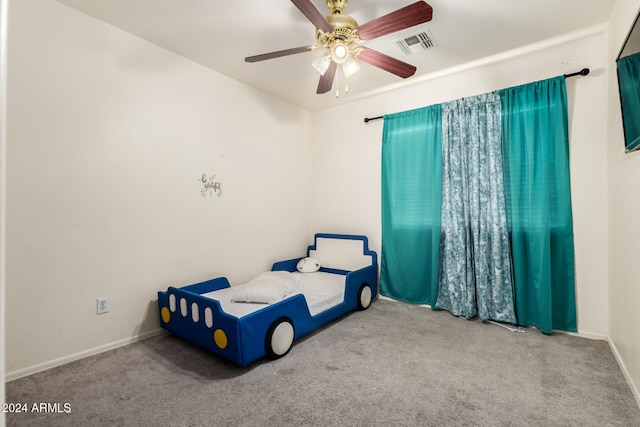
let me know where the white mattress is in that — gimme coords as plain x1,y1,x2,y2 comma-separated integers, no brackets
200,271,346,318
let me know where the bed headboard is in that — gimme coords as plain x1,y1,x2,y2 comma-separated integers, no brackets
307,233,377,272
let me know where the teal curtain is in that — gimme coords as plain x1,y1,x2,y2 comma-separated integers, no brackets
436,93,516,323
500,77,577,334
617,52,640,152
380,105,442,305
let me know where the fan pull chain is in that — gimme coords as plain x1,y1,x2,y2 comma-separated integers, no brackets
335,67,351,98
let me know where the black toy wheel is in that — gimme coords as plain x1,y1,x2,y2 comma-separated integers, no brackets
357,283,372,310
265,317,295,359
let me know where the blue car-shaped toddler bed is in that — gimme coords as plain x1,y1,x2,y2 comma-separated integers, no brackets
157,233,378,366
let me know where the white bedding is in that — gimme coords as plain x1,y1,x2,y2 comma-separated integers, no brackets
200,271,346,318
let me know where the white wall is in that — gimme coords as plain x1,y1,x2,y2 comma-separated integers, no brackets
5,0,312,379
607,0,640,406
0,0,7,423
311,28,610,338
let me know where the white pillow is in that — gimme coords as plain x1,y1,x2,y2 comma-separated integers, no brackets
296,257,320,273
231,271,299,304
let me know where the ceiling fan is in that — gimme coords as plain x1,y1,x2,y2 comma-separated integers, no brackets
245,0,433,95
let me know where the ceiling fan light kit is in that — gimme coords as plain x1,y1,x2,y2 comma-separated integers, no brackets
342,57,360,78
312,54,332,75
330,42,349,64
245,0,433,96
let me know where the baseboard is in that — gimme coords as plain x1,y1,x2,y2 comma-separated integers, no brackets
608,339,640,409
5,328,167,382
558,329,609,341
377,294,432,309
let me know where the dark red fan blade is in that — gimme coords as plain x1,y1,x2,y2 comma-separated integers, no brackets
357,48,416,78
317,61,337,94
245,46,315,63
357,1,433,41
291,0,333,33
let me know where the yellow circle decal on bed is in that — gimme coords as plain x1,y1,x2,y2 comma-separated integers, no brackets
161,307,171,323
214,329,228,349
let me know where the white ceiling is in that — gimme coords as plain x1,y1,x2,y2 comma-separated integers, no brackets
53,0,616,111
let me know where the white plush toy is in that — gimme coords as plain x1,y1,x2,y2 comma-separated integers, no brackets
296,257,320,273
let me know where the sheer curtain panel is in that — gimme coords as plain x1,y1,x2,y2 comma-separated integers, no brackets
436,92,516,323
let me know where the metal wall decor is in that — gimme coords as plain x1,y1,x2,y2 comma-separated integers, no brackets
200,173,222,198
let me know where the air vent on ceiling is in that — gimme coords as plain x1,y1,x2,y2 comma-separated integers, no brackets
395,30,437,55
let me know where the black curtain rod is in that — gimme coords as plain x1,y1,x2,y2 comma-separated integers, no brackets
363,68,590,124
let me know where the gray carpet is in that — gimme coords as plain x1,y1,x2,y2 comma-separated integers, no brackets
6,298,640,426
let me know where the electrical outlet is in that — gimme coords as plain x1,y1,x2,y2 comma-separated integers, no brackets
97,297,109,315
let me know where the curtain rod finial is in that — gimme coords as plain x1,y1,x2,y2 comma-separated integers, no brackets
564,67,591,78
